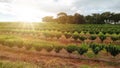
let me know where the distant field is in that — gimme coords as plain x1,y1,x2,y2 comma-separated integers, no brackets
0,22,120,33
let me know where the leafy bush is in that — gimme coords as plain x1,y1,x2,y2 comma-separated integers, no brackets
4,39,15,47
105,44,120,57
98,32,106,41
111,34,119,41
89,35,96,40
14,40,24,48
66,45,78,53
55,32,62,39
77,44,88,55
79,36,86,41
105,33,111,37
54,45,64,53
89,31,95,34
32,43,43,51
24,43,32,50
72,31,79,40
34,45,43,51
43,45,54,52
42,31,53,38
80,31,84,36
90,44,104,55
64,32,72,39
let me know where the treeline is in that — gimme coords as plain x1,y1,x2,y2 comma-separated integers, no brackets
42,12,120,24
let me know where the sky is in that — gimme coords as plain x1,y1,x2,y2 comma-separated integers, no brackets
0,0,120,22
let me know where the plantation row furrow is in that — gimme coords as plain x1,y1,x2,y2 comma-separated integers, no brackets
0,31,120,44
0,35,120,57
0,41,120,57
0,23,120,34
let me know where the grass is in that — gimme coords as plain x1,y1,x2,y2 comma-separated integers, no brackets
80,64,98,68
0,60,39,68
107,62,120,66
0,60,100,68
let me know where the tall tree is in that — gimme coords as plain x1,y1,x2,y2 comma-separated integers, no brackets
101,12,113,24
111,13,120,24
74,13,85,24
92,13,104,24
57,12,67,17
85,15,94,24
42,16,54,22
66,15,74,24
57,12,67,23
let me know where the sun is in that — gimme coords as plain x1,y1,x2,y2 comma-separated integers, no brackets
10,4,45,22
12,7,40,22
9,0,55,22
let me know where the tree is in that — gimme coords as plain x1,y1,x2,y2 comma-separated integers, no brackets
57,12,67,17
111,13,120,24
101,12,113,24
57,12,67,23
85,15,94,24
74,13,85,24
66,15,74,24
42,11,120,24
42,16,54,22
92,13,105,24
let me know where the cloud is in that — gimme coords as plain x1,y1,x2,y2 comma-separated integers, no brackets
0,0,120,22
72,0,120,15
0,0,11,3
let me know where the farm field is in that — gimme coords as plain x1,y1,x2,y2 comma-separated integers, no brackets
0,22,120,68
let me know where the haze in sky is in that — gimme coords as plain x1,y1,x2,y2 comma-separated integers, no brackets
0,0,120,22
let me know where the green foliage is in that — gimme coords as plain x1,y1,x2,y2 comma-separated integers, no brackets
85,52,96,58
79,36,86,41
0,34,119,57
105,33,111,37
89,35,96,40
24,42,32,50
34,45,43,51
98,32,106,41
55,31,62,39
66,45,78,53
111,34,119,41
64,32,72,39
105,44,120,57
43,45,54,52
80,31,84,36
54,45,64,53
42,31,54,38
0,23,120,36
72,31,79,40
0,35,23,48
77,44,88,55
43,12,120,24
90,44,104,55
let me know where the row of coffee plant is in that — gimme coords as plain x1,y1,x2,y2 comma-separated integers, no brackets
0,30,120,42
0,23,120,34
0,35,119,57
42,31,120,42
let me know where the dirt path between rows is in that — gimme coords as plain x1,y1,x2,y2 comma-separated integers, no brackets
0,45,120,68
